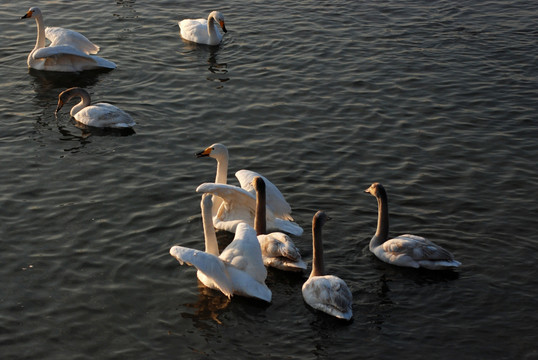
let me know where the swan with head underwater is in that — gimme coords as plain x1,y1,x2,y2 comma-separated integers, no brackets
169,194,271,302
178,11,227,46
55,87,135,129
20,7,116,72
302,211,353,320
252,176,307,272
364,182,461,270
196,143,300,231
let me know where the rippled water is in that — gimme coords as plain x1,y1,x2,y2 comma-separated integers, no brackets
1,0,537,359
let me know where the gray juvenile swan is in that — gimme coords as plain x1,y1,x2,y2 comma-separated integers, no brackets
302,211,353,320
56,87,135,129
253,176,306,272
364,182,461,270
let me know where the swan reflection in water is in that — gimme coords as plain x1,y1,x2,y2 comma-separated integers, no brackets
181,285,231,326
180,41,230,84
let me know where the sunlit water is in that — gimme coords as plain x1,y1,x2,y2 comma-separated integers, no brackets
0,1,536,359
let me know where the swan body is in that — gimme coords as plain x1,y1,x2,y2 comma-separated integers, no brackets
196,143,297,222
55,87,135,129
21,7,116,72
179,11,227,46
253,176,306,271
169,194,271,302
196,182,303,236
364,182,461,270
302,211,353,320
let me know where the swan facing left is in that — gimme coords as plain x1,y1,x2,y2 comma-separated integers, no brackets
55,87,135,129
20,7,116,72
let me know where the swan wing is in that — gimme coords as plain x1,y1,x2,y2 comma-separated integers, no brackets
219,223,267,283
45,26,100,54
31,45,116,72
75,103,135,128
302,275,353,320
381,234,460,269
226,266,272,302
235,169,293,220
169,246,233,298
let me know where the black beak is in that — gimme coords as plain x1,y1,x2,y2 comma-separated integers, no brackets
222,25,227,33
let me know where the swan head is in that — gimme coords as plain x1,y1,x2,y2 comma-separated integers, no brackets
55,87,90,114
196,143,228,160
313,211,330,228
21,7,42,20
364,182,386,198
252,176,265,193
210,11,227,33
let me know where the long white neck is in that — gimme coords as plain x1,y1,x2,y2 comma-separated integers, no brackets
201,195,219,256
69,91,91,117
370,189,389,250
211,151,228,217
207,15,218,42
34,14,46,50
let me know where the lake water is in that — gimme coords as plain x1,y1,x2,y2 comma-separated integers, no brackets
1,0,537,359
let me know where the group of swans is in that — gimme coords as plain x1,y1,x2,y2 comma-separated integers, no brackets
21,7,227,128
171,144,461,320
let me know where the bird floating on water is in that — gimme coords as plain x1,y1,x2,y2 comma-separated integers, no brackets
179,11,227,46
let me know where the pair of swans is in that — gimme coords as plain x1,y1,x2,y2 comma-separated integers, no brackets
196,143,303,236
179,11,227,46
21,7,116,72
55,87,135,129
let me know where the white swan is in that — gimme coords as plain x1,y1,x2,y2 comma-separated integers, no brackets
169,194,271,302
302,211,353,320
178,11,227,46
55,87,135,129
196,143,296,222
196,182,303,236
253,176,306,272
20,7,116,72
364,182,461,270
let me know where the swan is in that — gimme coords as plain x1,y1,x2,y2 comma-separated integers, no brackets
55,87,136,129
178,11,227,46
253,176,306,272
196,143,296,222
169,194,271,302
20,7,116,72
302,211,353,320
364,182,461,270
196,182,303,236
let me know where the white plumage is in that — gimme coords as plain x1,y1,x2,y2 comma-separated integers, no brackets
21,7,116,72
179,11,227,46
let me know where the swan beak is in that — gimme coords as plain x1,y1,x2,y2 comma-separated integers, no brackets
220,21,227,33
21,11,32,19
196,147,211,158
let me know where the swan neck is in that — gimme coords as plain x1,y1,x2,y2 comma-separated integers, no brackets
372,190,389,248
310,218,325,277
34,14,46,49
254,183,267,235
202,198,219,256
70,91,91,117
207,15,218,40
215,154,228,184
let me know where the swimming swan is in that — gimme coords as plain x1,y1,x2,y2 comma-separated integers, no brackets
179,11,227,46
364,182,461,270
55,87,135,129
302,211,353,320
196,143,297,223
253,176,306,272
196,182,303,236
169,194,271,302
20,7,116,72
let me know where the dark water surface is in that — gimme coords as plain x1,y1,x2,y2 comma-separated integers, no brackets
1,0,537,359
